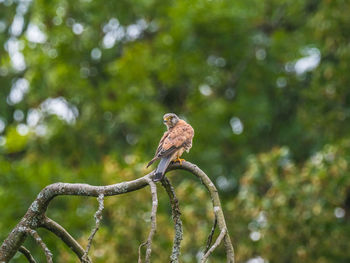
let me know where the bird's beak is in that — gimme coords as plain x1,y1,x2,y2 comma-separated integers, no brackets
163,119,167,123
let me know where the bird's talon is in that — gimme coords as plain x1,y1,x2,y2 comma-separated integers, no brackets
175,158,185,165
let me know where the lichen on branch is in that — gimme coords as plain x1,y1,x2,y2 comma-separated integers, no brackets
0,161,234,263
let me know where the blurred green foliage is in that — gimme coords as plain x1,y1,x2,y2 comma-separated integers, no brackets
1,0,350,262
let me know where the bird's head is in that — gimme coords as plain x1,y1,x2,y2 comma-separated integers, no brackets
163,113,179,129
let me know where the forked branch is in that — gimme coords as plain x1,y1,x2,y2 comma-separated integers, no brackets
0,161,234,263
168,163,235,262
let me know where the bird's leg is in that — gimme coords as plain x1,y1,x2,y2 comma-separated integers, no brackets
174,157,185,165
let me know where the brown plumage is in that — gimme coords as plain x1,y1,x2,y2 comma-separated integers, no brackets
147,113,194,181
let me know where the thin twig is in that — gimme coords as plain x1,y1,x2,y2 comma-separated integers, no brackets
205,217,217,254
40,217,89,262
26,228,53,263
139,179,158,263
18,246,37,263
146,180,158,263
201,228,227,263
161,177,183,263
138,241,147,263
82,193,105,263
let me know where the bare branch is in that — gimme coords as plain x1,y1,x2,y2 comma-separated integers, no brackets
205,217,217,254
138,179,158,263
161,177,183,263
18,246,37,263
82,193,104,262
40,217,88,262
168,162,235,262
145,180,158,262
0,172,153,262
0,162,234,263
201,228,227,263
138,241,146,263
26,228,53,263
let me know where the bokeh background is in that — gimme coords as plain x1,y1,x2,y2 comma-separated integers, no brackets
1,0,350,262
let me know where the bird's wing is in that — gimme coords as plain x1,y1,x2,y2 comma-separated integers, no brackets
154,131,170,157
147,120,194,167
146,131,172,167
157,120,194,157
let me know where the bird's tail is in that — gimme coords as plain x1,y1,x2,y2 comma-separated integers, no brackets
153,155,173,182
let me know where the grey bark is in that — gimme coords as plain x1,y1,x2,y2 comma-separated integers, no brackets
0,161,234,263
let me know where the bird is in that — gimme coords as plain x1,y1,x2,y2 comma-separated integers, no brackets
147,113,194,182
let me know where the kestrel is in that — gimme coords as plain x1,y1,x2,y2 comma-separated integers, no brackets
147,113,194,182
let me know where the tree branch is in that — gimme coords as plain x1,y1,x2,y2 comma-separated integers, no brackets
205,217,217,254
146,180,158,262
82,194,104,262
40,217,88,262
18,246,37,263
138,179,158,263
168,162,235,262
26,228,52,263
161,177,183,263
0,162,234,263
0,172,153,262
201,228,227,263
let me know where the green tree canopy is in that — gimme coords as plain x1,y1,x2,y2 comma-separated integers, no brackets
1,0,350,262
